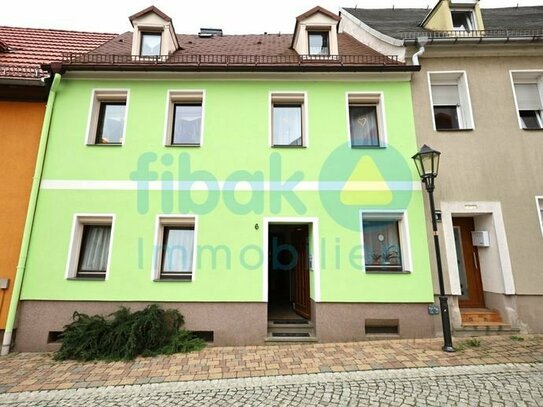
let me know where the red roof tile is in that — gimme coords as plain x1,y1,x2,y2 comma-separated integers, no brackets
0,26,116,79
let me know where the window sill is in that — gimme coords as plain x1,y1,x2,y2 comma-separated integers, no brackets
350,145,386,149
153,277,193,282
67,277,106,281
521,128,543,131
434,128,473,132
365,269,411,274
166,144,201,147
271,145,306,149
86,143,124,147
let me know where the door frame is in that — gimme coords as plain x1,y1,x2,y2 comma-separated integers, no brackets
262,217,321,304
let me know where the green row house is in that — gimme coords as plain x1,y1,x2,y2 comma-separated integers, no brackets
3,6,436,352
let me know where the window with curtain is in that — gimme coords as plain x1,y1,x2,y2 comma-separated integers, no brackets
514,83,543,129
172,104,203,145
362,219,403,272
272,104,303,146
308,31,329,56
160,226,195,280
140,32,161,56
95,102,125,144
431,83,461,130
76,225,112,278
349,105,380,147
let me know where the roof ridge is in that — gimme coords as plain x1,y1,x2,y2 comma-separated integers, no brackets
0,25,117,36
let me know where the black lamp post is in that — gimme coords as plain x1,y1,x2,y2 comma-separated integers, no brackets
412,144,455,353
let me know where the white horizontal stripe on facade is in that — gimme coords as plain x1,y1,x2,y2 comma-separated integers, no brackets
41,180,422,191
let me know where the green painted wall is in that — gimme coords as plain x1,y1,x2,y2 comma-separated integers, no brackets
20,78,434,303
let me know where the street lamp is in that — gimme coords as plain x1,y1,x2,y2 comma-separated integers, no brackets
412,144,455,353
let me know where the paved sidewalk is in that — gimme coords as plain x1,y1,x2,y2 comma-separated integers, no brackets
0,363,541,406
0,335,541,394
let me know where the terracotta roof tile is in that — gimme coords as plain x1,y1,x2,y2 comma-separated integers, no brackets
0,26,116,79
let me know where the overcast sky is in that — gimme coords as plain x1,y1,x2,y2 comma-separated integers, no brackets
2,0,542,34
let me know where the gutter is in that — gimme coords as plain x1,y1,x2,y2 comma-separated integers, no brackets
404,36,543,45
1,73,61,356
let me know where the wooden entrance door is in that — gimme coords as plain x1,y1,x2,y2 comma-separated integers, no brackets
453,217,485,308
292,225,311,319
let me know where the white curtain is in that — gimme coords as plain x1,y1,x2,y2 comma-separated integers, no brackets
349,106,379,146
173,105,202,144
363,220,401,268
79,226,111,272
163,228,194,272
273,106,302,146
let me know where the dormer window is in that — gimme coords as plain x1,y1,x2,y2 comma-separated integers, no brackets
451,10,476,32
308,31,330,56
140,32,162,56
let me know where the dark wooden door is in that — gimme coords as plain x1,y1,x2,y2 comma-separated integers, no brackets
453,217,485,308
292,225,311,319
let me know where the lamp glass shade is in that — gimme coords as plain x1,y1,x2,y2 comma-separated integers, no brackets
412,144,441,179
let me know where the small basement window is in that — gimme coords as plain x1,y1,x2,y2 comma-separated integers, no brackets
191,331,214,343
47,331,63,343
365,319,399,335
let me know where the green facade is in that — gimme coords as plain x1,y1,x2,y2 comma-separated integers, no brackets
20,78,433,304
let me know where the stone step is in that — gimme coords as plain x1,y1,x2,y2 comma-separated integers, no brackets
454,324,520,337
265,335,318,343
268,320,314,329
460,308,503,324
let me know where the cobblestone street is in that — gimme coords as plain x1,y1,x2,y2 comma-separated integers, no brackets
0,363,541,406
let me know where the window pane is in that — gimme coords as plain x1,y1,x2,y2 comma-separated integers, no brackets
363,219,402,271
96,103,125,144
434,106,460,130
172,104,202,144
432,84,460,106
141,33,161,56
162,227,194,273
515,83,542,110
349,105,379,146
520,110,543,129
273,105,302,146
452,11,474,31
308,32,329,55
78,225,111,276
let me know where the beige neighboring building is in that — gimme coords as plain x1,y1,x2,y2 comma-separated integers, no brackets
340,1,543,335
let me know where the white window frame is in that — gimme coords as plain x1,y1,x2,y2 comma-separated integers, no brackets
65,214,116,280
152,215,198,282
510,70,543,130
85,89,129,146
345,92,388,148
427,71,474,131
536,197,543,238
269,92,308,147
359,210,412,273
163,90,205,146
450,8,477,32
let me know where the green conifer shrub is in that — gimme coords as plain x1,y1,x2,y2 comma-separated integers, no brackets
54,305,205,361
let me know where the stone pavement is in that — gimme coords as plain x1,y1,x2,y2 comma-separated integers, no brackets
0,363,541,406
0,335,541,394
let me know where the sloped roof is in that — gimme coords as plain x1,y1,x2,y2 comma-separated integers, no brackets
0,26,115,80
129,5,172,24
296,6,340,22
342,6,543,39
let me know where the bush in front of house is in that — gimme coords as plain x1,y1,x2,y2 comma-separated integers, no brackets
54,305,205,361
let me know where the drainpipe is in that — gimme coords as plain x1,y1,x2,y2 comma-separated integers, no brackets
1,73,61,356
412,37,429,66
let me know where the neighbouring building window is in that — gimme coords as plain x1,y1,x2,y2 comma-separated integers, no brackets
271,93,306,147
154,217,197,281
308,31,329,56
66,215,114,280
361,212,410,273
537,197,543,237
451,10,476,32
86,90,128,145
348,93,385,147
165,91,204,146
513,81,543,129
429,72,474,130
140,32,162,56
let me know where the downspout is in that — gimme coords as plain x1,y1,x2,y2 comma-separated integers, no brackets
1,73,61,356
412,37,428,65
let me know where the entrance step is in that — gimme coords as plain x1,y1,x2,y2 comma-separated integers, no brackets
460,308,504,325
266,319,317,343
454,324,521,337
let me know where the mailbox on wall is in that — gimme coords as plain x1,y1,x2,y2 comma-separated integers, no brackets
471,231,490,247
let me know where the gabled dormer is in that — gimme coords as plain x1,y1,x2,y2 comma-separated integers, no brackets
291,6,340,57
420,0,484,33
129,6,180,57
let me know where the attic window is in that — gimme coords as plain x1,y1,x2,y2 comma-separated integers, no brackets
140,32,162,56
308,31,329,56
451,10,476,32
